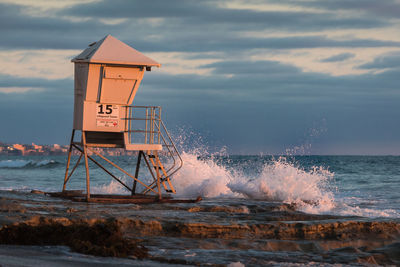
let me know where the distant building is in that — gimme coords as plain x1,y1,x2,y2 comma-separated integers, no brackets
49,144,68,155
13,144,26,155
6,146,22,155
0,141,130,156
32,143,43,153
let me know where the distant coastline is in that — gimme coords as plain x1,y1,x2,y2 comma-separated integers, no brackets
0,142,135,156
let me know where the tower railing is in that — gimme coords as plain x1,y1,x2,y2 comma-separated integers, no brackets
123,105,183,179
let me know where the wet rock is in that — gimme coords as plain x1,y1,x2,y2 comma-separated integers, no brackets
150,220,400,241
30,190,45,195
370,241,400,265
0,201,26,214
187,205,250,214
227,262,245,267
118,218,163,236
175,222,251,239
332,246,362,253
0,218,148,259
1,190,400,266
66,207,77,213
356,255,378,265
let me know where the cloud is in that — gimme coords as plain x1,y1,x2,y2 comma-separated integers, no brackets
0,3,117,49
1,55,400,153
290,0,400,19
0,0,398,54
123,35,400,54
0,50,77,79
141,59,400,104
0,0,400,154
320,53,355,62
200,60,301,75
60,0,390,30
359,51,400,69
0,87,44,94
0,73,72,91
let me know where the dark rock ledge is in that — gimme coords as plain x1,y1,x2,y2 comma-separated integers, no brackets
0,218,147,259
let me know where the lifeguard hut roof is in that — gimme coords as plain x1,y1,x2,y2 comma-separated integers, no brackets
71,35,161,67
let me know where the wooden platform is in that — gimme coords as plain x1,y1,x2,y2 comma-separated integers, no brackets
47,190,201,204
125,143,162,151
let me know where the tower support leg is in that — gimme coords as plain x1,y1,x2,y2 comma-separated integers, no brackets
82,131,91,200
132,151,143,195
154,151,162,200
63,129,75,192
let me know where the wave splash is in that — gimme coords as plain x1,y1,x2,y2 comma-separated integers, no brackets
0,159,59,169
86,132,399,218
228,158,336,213
172,152,336,214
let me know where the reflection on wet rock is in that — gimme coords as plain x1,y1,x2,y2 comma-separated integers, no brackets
0,190,399,266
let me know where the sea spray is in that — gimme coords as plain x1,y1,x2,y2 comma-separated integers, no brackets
172,152,236,198
1,153,398,218
92,177,132,194
170,151,337,213
228,157,336,213
70,138,398,218
91,150,337,213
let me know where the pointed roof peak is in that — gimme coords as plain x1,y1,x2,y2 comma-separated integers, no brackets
72,35,161,67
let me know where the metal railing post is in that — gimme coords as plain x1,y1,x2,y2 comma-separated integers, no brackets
158,107,162,144
129,106,132,143
145,107,148,144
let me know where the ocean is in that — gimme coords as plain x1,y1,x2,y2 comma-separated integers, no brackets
0,153,400,266
1,154,399,218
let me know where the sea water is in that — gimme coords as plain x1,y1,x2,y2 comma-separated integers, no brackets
1,152,400,266
0,153,399,219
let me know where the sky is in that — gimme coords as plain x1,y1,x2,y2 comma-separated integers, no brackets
0,0,400,155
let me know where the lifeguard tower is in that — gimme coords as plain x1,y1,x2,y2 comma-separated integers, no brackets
61,35,189,203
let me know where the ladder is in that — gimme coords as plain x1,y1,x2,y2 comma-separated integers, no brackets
126,106,183,196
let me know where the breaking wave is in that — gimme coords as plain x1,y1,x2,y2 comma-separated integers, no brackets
76,130,400,219
80,149,400,218
172,152,336,214
0,159,60,169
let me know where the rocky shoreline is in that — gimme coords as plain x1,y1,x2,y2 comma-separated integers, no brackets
1,190,399,266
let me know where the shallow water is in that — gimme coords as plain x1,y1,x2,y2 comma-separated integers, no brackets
0,245,178,267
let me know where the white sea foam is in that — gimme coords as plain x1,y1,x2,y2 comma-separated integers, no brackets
333,203,400,218
36,159,56,167
229,158,336,213
172,151,400,217
81,147,399,218
172,152,336,214
92,177,131,194
172,152,236,198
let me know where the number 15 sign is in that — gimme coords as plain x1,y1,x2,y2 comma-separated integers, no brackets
96,104,120,128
